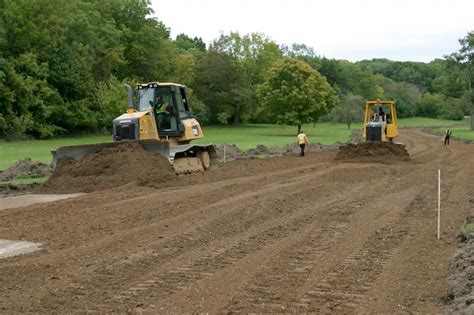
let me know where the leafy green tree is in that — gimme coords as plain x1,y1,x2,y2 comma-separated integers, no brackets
257,58,336,133
175,34,206,52
416,93,445,118
446,31,474,129
196,32,283,124
376,75,421,118
194,51,242,124
440,97,466,120
329,94,364,130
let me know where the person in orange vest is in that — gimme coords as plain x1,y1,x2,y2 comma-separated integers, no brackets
297,130,309,157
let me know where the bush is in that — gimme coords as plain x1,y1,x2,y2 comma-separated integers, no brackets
440,97,465,120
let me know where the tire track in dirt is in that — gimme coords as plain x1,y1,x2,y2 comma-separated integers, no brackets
291,192,427,313
216,180,422,314
108,179,372,310
0,163,366,312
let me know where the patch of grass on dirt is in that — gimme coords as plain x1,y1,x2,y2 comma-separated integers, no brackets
4,177,48,185
462,223,474,234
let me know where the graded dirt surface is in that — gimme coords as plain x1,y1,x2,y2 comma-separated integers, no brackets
0,129,473,313
0,193,84,211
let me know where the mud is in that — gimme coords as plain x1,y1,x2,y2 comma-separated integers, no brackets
0,158,52,182
334,141,410,163
36,142,177,193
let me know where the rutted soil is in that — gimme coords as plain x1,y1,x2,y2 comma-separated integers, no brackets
0,129,472,313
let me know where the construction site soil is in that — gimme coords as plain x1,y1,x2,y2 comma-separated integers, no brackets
0,129,473,313
0,158,52,182
36,142,176,193
335,142,410,163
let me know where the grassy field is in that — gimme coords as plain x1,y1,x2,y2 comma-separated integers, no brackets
0,135,110,171
432,127,474,141
0,118,471,171
195,122,354,150
396,117,469,128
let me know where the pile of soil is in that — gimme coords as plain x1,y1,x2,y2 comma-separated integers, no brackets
0,158,52,182
215,144,244,160
334,142,410,163
37,142,177,193
445,210,474,314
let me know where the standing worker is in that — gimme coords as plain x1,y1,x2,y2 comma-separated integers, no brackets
297,130,309,157
444,129,452,146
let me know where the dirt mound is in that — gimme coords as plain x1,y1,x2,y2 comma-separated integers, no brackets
215,144,244,160
0,158,52,182
335,142,410,163
36,142,177,193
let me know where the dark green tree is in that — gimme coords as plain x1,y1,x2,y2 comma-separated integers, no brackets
446,31,474,129
257,58,336,133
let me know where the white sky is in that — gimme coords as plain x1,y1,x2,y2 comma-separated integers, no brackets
151,0,473,62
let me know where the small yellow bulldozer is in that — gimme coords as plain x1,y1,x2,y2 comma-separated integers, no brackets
362,99,398,142
52,82,217,174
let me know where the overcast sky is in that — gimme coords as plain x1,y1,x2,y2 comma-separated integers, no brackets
151,0,473,62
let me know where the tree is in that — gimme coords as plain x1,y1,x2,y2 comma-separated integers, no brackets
257,58,336,133
196,32,283,124
416,93,444,118
446,31,474,129
329,94,364,130
194,51,242,124
175,33,206,52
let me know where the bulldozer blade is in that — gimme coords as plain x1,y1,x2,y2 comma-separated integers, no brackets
51,139,170,169
51,140,217,174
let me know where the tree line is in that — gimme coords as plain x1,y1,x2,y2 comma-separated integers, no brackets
0,0,472,139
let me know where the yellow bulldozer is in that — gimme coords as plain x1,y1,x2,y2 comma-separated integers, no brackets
52,82,217,174
362,99,398,142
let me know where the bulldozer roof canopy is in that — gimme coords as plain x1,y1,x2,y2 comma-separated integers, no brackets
137,82,186,89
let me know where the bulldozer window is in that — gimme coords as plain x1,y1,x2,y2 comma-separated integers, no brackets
174,92,189,119
137,88,154,111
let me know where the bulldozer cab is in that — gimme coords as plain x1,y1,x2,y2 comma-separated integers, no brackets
136,83,191,137
363,99,398,142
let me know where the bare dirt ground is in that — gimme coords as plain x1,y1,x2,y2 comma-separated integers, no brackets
0,129,473,313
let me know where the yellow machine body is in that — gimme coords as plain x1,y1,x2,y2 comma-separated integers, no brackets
52,82,216,174
362,99,398,142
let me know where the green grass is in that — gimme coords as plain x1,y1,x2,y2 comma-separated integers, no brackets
0,117,471,171
3,177,48,185
194,122,353,150
0,135,110,171
397,117,469,128
432,127,474,141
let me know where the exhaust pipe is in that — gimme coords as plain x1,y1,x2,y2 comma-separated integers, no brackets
124,84,134,110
